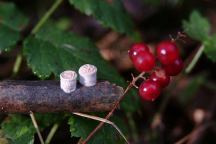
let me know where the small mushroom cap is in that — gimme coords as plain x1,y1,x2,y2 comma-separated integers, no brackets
79,64,97,76
60,70,77,80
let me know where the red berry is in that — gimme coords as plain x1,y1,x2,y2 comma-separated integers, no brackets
132,51,155,72
163,58,183,76
128,42,149,59
139,80,161,101
156,40,180,65
150,68,170,88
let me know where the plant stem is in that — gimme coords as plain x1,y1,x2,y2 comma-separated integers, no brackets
12,54,22,77
83,72,145,143
12,0,63,77
73,112,129,144
185,45,205,73
31,0,64,34
30,111,45,144
82,84,132,143
45,123,59,144
29,1,63,144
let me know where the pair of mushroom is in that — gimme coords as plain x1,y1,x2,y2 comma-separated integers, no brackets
60,64,97,93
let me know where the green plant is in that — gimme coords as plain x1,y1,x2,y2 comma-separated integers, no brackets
183,11,216,72
0,0,139,143
0,0,215,144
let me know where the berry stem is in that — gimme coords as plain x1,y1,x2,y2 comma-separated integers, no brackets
185,45,205,73
82,72,145,143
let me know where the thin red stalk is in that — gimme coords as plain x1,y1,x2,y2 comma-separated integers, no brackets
82,72,145,144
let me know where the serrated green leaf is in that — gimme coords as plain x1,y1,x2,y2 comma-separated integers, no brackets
68,0,134,36
1,114,64,144
68,115,125,144
24,25,140,112
183,11,210,41
0,25,19,51
204,35,216,62
0,2,28,31
1,115,35,144
0,2,28,51
24,26,123,83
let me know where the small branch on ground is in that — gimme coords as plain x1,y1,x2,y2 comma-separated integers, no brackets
0,81,123,113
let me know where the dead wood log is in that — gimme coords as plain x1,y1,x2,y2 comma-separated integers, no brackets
0,81,123,113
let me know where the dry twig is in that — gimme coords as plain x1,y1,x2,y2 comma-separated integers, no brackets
0,81,123,113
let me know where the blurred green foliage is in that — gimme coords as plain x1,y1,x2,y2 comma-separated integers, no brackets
0,0,215,143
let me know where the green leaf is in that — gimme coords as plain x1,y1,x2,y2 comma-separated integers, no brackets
0,2,28,31
68,0,134,36
0,25,19,51
204,35,216,62
24,25,123,82
1,114,64,144
183,11,210,41
24,24,140,112
34,113,65,129
1,115,35,144
0,2,28,51
68,115,125,144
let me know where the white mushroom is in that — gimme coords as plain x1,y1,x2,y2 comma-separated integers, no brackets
60,70,77,93
79,64,97,87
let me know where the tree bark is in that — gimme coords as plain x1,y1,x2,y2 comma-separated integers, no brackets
0,81,123,113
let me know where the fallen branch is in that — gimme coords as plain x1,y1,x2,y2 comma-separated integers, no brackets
0,81,123,113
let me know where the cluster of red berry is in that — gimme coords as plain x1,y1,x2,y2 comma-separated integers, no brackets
128,40,183,101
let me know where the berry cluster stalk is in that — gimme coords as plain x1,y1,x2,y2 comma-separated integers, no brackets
82,72,145,144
